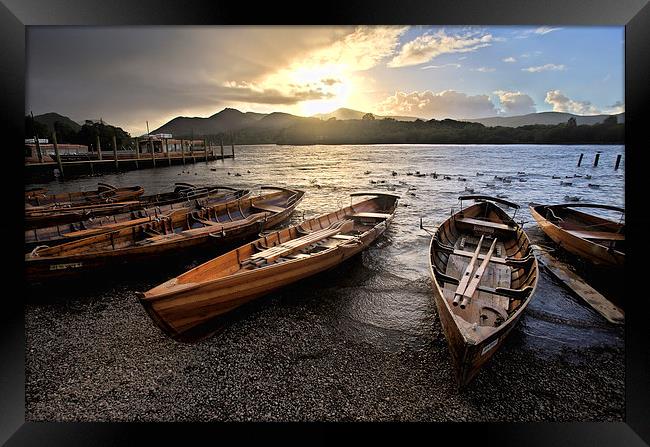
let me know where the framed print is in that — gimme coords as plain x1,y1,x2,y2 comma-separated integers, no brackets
2,0,648,444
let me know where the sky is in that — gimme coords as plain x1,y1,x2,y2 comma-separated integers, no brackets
26,26,624,136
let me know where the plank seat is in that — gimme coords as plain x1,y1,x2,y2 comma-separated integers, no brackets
455,216,515,232
330,234,356,240
348,212,392,219
252,203,285,213
565,229,625,241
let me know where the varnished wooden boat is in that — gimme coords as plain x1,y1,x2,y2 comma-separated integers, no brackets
25,187,304,283
529,202,624,267
25,182,144,207
428,195,538,388
25,186,250,249
137,191,400,339
24,183,238,229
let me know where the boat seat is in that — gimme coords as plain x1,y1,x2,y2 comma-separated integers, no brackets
252,203,285,213
565,229,625,241
348,212,392,219
455,217,516,232
330,234,356,240
434,267,532,300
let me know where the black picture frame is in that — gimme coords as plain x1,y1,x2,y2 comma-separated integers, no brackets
2,0,648,444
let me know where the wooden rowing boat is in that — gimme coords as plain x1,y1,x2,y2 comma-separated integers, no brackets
529,203,624,268
25,182,144,207
24,186,251,250
137,191,400,339
24,183,239,229
25,187,304,283
428,195,538,388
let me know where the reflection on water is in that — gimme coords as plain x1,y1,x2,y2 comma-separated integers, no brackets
27,144,625,356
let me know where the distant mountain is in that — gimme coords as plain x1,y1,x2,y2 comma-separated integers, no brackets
33,112,82,132
150,108,267,137
254,112,319,129
313,107,420,122
464,111,625,127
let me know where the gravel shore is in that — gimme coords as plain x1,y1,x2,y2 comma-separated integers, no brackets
25,254,624,422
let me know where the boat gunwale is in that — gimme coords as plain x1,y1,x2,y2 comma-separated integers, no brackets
528,203,625,259
140,196,397,301
428,202,539,345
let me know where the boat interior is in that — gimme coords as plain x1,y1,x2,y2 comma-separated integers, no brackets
28,188,303,257
25,188,249,245
536,204,625,249
164,193,399,286
431,200,537,331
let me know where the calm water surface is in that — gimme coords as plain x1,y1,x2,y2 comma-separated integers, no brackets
27,144,625,355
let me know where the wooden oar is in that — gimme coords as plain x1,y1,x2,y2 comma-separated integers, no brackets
453,235,484,306
460,237,498,309
246,219,355,266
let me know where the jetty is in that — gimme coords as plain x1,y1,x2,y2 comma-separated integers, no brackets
25,137,236,182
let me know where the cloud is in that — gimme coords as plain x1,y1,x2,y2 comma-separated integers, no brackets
388,29,495,68
604,100,625,114
305,26,409,71
515,27,562,39
522,63,566,72
545,90,600,114
493,90,536,115
472,67,496,72
377,89,498,119
321,78,341,86
420,63,461,70
502,56,516,63
220,81,333,104
535,26,561,35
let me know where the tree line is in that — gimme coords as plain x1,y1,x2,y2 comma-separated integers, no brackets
204,115,624,146
25,116,132,150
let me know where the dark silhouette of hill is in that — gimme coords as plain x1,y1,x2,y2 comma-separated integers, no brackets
464,111,625,127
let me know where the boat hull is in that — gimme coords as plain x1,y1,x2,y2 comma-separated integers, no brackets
139,193,398,339
529,205,624,267
428,199,538,388
25,189,302,283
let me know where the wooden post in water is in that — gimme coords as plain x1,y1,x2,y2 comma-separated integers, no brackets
96,135,102,160
577,153,583,167
134,138,139,169
220,138,224,161
615,154,622,170
231,132,235,159
52,131,64,178
204,138,208,162
181,139,186,165
34,135,43,163
211,140,215,157
594,152,601,167
112,135,119,170
191,140,196,164
166,138,171,166
150,138,156,168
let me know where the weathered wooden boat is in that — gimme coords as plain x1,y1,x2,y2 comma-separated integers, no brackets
25,187,304,283
25,186,251,250
137,191,400,339
529,202,624,267
24,183,239,229
428,195,538,388
25,183,144,207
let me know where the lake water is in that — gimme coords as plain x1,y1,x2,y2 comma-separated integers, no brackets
27,144,625,352
25,145,625,421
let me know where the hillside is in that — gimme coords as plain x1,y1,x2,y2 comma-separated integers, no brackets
464,111,625,127
150,108,266,137
34,112,82,132
313,107,419,122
